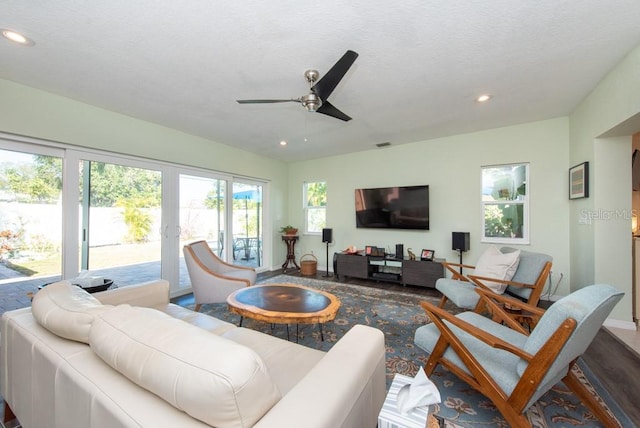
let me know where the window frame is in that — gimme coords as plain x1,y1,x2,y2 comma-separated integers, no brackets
303,181,327,235
481,163,530,245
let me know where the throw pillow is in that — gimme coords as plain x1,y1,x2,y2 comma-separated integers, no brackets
472,246,520,294
31,280,112,343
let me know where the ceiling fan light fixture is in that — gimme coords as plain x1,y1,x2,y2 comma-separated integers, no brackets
236,50,357,122
305,101,319,112
301,93,322,112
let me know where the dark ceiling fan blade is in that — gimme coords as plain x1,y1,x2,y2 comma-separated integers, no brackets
316,101,352,121
236,99,300,104
312,50,359,101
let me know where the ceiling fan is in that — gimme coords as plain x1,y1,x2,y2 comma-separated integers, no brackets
236,50,359,121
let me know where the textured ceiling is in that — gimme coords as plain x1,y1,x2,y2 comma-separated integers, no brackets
2,1,640,162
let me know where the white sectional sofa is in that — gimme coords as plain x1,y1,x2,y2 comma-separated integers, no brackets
0,280,386,428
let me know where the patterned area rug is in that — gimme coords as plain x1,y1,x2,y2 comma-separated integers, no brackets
196,274,630,428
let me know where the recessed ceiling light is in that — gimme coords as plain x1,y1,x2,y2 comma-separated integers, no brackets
279,140,287,146
1,29,35,46
476,94,492,103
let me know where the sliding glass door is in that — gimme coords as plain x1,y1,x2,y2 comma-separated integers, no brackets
0,136,269,297
0,144,64,283
79,158,162,285
231,181,263,268
177,173,227,290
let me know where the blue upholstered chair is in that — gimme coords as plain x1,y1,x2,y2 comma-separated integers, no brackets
414,284,623,428
436,247,552,310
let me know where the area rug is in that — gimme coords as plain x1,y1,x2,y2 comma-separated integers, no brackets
195,274,631,428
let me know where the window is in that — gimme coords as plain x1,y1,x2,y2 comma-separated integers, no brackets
304,181,326,234
481,163,529,244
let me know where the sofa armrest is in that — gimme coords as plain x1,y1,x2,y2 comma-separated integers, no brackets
93,280,170,308
254,324,386,428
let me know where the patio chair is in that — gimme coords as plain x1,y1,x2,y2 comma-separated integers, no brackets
183,240,257,312
414,285,623,428
436,246,552,310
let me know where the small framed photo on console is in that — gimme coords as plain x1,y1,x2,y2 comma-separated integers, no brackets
365,246,375,255
421,249,435,261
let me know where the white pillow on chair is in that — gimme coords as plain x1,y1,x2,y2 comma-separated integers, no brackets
473,246,520,293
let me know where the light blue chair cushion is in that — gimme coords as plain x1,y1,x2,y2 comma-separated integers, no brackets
516,284,623,408
501,247,552,300
415,284,623,407
435,278,480,309
436,248,552,309
414,311,529,396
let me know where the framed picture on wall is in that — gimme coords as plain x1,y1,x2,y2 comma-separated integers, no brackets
569,162,589,199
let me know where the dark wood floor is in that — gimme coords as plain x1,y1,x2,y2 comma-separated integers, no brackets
269,269,640,426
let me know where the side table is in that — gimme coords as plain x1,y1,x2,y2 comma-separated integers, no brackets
281,235,300,272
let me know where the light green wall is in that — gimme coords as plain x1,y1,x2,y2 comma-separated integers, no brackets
0,79,289,265
569,43,640,323
4,38,640,324
289,117,571,297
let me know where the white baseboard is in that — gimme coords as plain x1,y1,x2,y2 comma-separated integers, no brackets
603,318,637,330
539,297,636,330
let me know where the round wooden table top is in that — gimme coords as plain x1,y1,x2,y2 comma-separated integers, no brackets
226,283,341,324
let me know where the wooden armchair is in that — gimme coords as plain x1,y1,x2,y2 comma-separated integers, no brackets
437,247,552,310
414,285,624,428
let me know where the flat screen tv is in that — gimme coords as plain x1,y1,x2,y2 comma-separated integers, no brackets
355,185,429,230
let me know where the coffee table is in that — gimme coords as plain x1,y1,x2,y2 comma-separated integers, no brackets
226,283,340,342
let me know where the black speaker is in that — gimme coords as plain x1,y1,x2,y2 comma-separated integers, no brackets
452,232,470,252
395,244,403,259
322,228,333,243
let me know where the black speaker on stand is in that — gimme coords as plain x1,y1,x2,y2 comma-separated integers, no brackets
452,232,470,274
322,228,333,277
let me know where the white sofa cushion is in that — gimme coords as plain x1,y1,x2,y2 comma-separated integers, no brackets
31,280,112,344
89,305,281,428
473,246,520,293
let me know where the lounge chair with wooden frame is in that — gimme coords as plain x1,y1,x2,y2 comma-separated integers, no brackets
414,285,624,428
436,247,552,310
183,240,257,312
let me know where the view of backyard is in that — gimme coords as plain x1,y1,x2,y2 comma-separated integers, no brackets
0,149,261,286
4,241,163,278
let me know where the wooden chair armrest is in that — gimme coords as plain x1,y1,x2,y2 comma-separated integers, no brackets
467,274,535,290
442,262,475,281
474,288,545,316
420,300,534,361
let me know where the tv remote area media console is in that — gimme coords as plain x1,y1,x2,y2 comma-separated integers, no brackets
333,252,444,288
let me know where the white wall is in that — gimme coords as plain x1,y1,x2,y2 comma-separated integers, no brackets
289,117,572,297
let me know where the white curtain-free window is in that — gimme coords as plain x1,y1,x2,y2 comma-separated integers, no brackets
481,163,529,244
